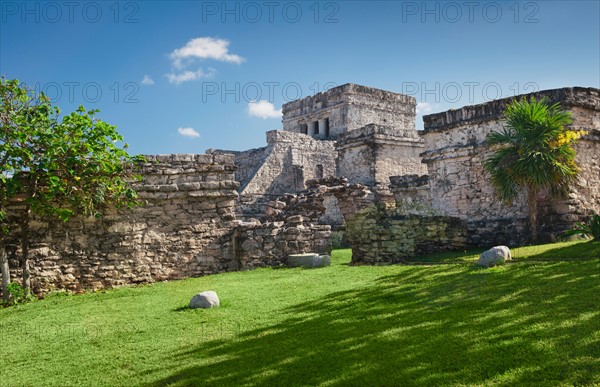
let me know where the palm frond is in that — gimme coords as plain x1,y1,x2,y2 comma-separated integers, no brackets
487,126,516,146
485,96,579,204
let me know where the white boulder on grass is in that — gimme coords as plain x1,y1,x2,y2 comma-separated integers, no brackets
189,291,220,309
477,246,512,268
287,253,331,268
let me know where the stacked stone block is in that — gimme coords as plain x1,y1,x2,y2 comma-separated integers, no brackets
233,217,331,269
346,204,467,265
416,87,600,243
3,154,240,295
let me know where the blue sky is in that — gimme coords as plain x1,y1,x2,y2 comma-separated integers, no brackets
1,1,599,155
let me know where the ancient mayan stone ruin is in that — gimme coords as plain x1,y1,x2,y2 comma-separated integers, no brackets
3,83,599,294
213,83,599,246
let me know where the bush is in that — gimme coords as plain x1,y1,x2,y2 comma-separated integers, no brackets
1,282,34,307
565,213,600,241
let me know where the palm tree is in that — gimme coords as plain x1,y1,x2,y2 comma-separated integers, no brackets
484,97,585,243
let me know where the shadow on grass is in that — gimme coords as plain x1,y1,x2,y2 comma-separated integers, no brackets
147,259,600,386
513,240,600,261
405,240,600,265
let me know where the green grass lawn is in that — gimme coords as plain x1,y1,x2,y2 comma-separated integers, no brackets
1,241,599,386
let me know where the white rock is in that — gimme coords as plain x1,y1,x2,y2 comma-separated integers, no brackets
288,253,331,268
189,291,220,309
477,246,512,268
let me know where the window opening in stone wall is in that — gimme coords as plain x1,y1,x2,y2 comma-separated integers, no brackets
316,164,324,180
313,121,320,135
324,118,330,137
293,165,305,191
300,122,308,134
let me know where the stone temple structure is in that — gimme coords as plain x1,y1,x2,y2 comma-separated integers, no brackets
212,83,600,241
282,83,416,138
209,83,428,217
2,83,599,295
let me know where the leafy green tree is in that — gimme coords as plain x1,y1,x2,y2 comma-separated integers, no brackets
484,97,586,243
1,77,143,298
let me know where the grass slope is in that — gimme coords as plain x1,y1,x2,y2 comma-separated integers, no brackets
1,241,599,386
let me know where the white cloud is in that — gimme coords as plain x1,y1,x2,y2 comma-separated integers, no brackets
248,100,282,119
170,37,244,68
141,75,154,86
177,127,200,138
416,102,433,115
165,68,215,85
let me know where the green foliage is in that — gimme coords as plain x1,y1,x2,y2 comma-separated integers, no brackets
1,76,144,294
565,213,600,240
1,77,144,222
1,282,34,306
484,97,585,242
484,97,581,203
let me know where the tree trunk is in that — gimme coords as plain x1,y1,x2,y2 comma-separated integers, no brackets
21,207,31,295
21,178,36,296
1,242,10,302
528,185,538,243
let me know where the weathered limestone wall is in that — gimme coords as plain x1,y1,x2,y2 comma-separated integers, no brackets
256,177,468,264
420,115,530,238
262,177,374,229
346,204,467,265
419,87,600,242
206,146,270,219
246,131,336,195
390,175,433,215
210,131,337,219
547,105,600,225
231,177,380,268
3,154,239,295
282,83,416,139
234,218,331,269
207,146,268,194
336,124,427,194
2,154,336,296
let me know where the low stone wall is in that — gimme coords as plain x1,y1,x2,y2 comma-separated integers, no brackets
346,204,467,265
262,177,374,228
233,217,331,269
389,174,531,247
2,154,240,295
1,154,336,296
258,177,469,265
